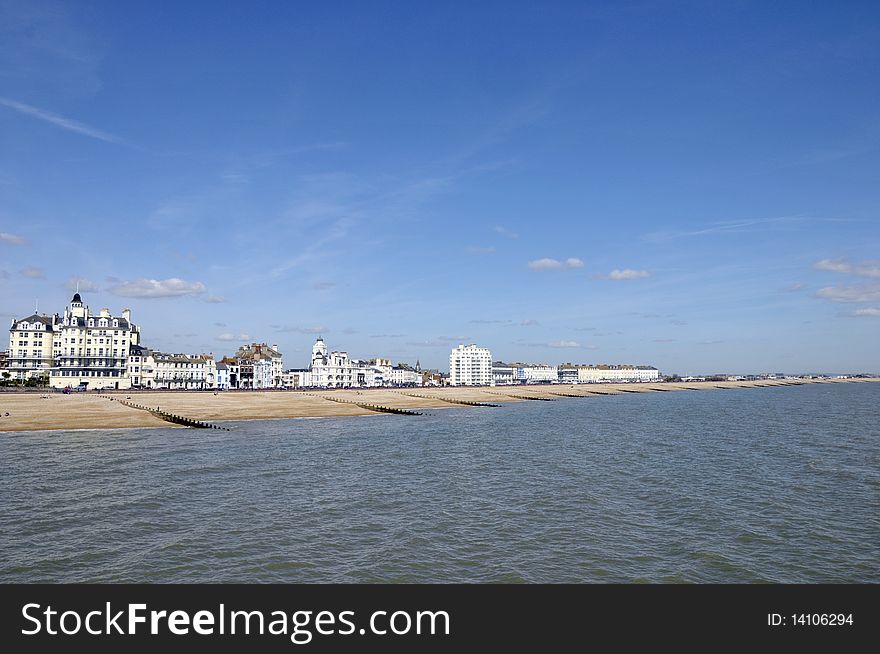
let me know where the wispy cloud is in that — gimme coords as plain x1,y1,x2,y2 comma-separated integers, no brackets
64,277,99,292
643,216,805,242
653,338,676,343
470,319,511,324
493,225,518,239
0,97,124,144
108,278,207,298
434,335,470,343
548,340,580,348
816,283,880,303
205,295,226,303
216,333,250,342
276,325,327,334
466,245,496,255
602,269,651,280
370,333,406,338
527,257,584,271
520,319,540,326
814,258,880,278
311,281,336,290
19,266,45,279
0,231,29,246
850,307,880,317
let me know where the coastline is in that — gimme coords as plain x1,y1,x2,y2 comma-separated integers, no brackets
0,378,876,433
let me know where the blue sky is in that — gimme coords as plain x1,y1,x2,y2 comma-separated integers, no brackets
1,0,878,374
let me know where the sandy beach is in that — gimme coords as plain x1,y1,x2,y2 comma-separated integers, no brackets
0,378,875,432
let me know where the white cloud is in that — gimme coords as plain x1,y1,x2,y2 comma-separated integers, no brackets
64,277,100,292
0,97,124,145
851,307,880,317
548,340,580,348
494,225,519,239
108,278,207,298
520,319,540,326
216,333,250,342
0,232,29,246
528,258,563,270
19,266,45,279
814,258,880,278
816,283,880,303
205,295,226,303
814,258,852,274
528,257,584,271
606,269,651,280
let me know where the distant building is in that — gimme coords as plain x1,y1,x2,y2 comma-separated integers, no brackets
492,361,516,385
449,344,493,386
127,345,217,389
281,368,312,388
307,337,384,388
233,343,283,388
389,362,422,386
521,364,558,384
152,352,216,389
577,365,659,383
558,366,579,384
7,312,56,381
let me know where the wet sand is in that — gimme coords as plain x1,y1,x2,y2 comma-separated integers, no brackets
0,378,876,432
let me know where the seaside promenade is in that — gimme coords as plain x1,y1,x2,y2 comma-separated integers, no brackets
0,378,876,433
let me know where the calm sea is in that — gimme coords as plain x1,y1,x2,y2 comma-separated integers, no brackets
1,383,877,583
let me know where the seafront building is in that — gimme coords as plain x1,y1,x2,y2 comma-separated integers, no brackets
8,293,142,389
307,336,384,387
577,365,659,383
487,356,661,385
279,338,424,388
449,344,494,386
491,362,516,385
7,312,56,381
233,343,283,389
126,346,218,390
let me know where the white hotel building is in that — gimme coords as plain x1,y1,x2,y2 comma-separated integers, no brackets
8,293,142,389
449,344,494,386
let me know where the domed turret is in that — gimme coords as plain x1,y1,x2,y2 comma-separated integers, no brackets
311,336,328,366
72,293,82,304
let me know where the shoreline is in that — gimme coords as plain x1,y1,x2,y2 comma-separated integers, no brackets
0,378,876,433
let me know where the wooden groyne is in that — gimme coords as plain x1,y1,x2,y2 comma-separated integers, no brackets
396,391,500,407
102,396,230,430
305,393,423,416
545,391,589,398
484,391,555,401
